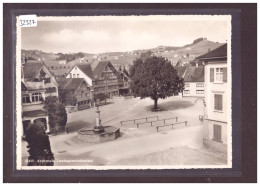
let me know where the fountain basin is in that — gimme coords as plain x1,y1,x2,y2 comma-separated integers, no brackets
77,126,120,143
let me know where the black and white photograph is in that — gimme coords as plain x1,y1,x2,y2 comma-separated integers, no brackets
16,15,232,170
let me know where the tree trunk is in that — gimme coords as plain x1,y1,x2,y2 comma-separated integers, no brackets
154,98,158,110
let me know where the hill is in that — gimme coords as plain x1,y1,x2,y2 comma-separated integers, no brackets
21,38,224,73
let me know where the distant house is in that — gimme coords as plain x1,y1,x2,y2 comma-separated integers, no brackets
21,62,59,137
196,43,228,154
66,64,93,86
66,61,128,99
58,60,67,65
91,61,121,98
182,66,205,97
59,78,93,112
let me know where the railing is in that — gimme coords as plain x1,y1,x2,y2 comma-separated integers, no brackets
136,121,153,128
151,117,178,126
156,121,188,132
121,116,159,126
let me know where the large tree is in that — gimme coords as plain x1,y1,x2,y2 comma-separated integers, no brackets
130,56,184,110
44,96,67,132
25,121,54,166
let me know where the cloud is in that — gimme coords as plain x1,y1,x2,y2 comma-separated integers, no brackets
23,17,229,53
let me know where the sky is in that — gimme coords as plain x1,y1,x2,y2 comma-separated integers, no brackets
21,16,229,54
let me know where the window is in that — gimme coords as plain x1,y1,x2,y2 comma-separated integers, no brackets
22,94,30,103
73,74,76,78
214,94,223,111
216,68,223,82
31,93,42,102
196,83,204,87
210,67,227,83
44,78,51,83
75,66,77,70
196,90,204,94
185,83,190,87
184,90,190,94
213,124,222,142
77,74,79,78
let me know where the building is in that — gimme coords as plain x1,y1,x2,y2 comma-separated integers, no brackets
66,61,128,99
182,66,205,97
118,71,131,95
66,64,93,86
21,62,59,137
58,60,67,65
91,61,121,98
59,78,93,112
196,43,229,153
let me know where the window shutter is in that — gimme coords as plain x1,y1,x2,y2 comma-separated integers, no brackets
210,68,214,82
219,95,223,110
223,67,227,83
214,94,223,111
213,124,222,142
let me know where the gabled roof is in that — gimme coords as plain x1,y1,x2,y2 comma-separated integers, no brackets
92,61,118,80
176,66,187,78
23,62,59,86
183,66,204,82
23,62,43,79
196,43,227,60
59,78,86,91
76,64,93,79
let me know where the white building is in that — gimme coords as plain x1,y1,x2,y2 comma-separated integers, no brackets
182,66,204,97
66,64,93,86
196,44,229,154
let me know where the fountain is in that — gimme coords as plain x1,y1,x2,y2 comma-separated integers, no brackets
77,106,120,143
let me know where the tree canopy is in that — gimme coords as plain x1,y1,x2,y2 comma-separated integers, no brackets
25,121,54,166
44,96,67,130
129,56,184,110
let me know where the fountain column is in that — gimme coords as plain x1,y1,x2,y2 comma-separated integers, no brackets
95,106,101,126
93,106,104,133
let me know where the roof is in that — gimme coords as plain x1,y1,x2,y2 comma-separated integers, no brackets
176,66,187,78
23,81,45,91
23,62,57,83
22,110,47,118
21,81,28,91
77,64,93,79
59,78,85,91
23,62,42,79
183,66,204,82
92,61,117,80
196,43,227,60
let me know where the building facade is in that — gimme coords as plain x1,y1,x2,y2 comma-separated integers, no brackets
66,61,129,99
21,62,59,137
92,61,121,98
59,78,93,112
182,66,205,97
196,44,229,153
66,64,93,86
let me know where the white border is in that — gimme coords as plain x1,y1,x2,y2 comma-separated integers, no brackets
16,15,232,170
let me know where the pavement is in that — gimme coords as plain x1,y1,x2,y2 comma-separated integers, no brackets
21,96,223,167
